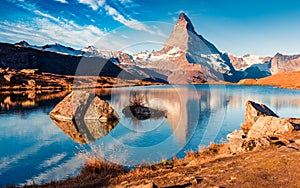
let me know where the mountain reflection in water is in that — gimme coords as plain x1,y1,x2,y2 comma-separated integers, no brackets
1,85,300,186
0,90,70,113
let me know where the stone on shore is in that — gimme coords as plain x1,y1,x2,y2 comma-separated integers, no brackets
247,116,294,139
228,100,299,153
227,130,245,153
241,100,279,133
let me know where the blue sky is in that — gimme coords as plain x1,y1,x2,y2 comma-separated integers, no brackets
1,0,300,56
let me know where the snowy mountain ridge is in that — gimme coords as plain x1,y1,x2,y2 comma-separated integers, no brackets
12,13,300,83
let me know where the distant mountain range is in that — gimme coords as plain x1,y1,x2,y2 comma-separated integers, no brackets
1,13,300,84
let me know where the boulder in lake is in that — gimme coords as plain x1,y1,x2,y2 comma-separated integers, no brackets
50,91,119,144
50,91,119,121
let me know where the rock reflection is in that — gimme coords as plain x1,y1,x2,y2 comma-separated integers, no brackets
50,91,119,144
51,118,118,144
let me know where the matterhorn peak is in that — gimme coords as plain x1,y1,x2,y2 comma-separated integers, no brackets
163,12,220,55
176,13,196,33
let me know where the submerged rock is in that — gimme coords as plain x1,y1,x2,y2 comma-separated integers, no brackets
122,105,167,120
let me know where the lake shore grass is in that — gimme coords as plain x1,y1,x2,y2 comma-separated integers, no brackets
3,71,300,187
13,141,300,188
15,98,300,187
201,71,300,90
236,71,300,90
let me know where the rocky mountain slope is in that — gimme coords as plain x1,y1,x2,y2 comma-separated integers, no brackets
1,13,300,84
0,42,143,81
130,13,237,83
270,53,300,74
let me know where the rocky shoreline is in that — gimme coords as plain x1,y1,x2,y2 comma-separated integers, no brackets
227,101,300,154
0,68,162,92
18,100,300,188
2,68,300,187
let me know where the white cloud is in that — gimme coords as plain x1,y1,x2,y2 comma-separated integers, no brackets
34,10,60,22
0,17,105,48
5,0,37,11
1,1,105,48
121,34,128,39
54,0,68,3
3,0,165,50
78,0,105,10
104,5,154,34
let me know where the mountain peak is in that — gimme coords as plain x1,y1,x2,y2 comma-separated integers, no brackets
163,12,220,55
15,40,30,47
176,13,195,33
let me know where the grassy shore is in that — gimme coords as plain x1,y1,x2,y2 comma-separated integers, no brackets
0,68,163,92
4,70,300,187
13,141,300,188
236,71,300,90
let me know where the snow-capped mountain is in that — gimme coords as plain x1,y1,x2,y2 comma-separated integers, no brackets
82,46,114,58
15,40,30,47
270,53,300,74
15,41,84,56
14,41,136,65
40,43,84,56
129,13,235,83
226,53,272,79
228,54,271,71
7,13,300,83
1,42,139,80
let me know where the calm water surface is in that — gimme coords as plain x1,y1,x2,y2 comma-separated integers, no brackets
1,85,300,186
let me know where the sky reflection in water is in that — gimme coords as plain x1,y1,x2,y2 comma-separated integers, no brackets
0,85,300,185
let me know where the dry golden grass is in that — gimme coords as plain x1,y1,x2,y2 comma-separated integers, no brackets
237,78,257,85
237,71,300,90
14,142,300,187
256,71,300,89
